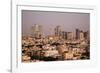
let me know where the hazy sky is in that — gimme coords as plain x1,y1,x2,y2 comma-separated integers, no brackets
22,10,90,36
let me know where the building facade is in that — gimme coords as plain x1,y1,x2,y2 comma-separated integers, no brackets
32,24,43,38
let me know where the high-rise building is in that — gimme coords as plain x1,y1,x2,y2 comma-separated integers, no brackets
76,29,88,40
54,26,68,39
32,24,43,38
61,31,67,39
84,31,89,40
54,25,62,37
79,31,85,40
67,32,73,40
76,29,80,40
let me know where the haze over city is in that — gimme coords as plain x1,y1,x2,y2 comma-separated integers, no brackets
22,10,90,36
22,10,90,62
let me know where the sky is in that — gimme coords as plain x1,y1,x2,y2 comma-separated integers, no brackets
22,10,90,36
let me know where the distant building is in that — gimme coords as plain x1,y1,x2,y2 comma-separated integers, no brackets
84,31,89,40
76,29,80,40
61,31,67,39
76,29,89,40
67,32,74,40
79,31,85,40
32,24,43,38
54,25,62,37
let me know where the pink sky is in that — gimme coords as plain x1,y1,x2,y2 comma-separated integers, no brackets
22,10,90,36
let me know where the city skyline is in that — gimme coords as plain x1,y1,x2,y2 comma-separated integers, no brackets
22,10,90,36
22,10,90,62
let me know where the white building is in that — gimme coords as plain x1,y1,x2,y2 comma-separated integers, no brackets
44,49,59,57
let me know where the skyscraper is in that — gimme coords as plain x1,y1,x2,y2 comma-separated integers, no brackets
61,31,67,39
32,24,43,38
67,32,73,40
84,31,89,40
54,25,62,37
76,29,80,40
79,31,85,40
